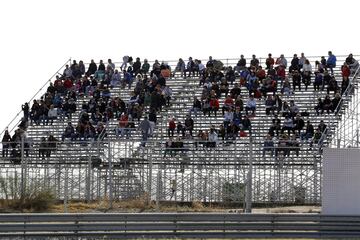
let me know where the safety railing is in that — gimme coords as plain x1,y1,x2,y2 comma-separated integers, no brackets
318,62,360,151
0,213,360,238
0,59,71,136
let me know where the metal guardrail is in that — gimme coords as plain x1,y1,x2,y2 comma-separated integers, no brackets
0,213,360,238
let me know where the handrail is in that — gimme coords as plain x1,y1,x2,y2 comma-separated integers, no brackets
1,213,360,238
0,58,71,136
317,63,360,151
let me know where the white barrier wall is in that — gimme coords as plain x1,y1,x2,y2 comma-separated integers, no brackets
322,148,360,215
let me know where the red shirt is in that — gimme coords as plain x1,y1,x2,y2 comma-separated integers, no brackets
210,99,219,108
119,115,128,128
224,98,234,106
64,79,73,89
342,65,350,78
169,120,176,129
277,68,286,79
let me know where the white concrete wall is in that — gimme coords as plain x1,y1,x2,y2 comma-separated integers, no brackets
323,148,360,215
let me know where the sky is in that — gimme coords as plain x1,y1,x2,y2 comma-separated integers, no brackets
0,0,358,134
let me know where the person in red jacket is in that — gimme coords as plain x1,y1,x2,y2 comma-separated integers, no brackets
209,97,219,117
222,95,234,115
341,62,350,80
168,118,176,137
63,77,73,90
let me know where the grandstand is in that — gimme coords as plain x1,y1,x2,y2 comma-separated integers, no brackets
0,54,359,210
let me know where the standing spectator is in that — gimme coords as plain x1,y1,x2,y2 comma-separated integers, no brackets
39,137,48,160
2,130,11,157
22,102,29,121
289,54,299,73
133,57,142,76
265,95,276,115
138,116,151,147
185,57,195,78
148,109,157,137
184,115,194,137
263,134,274,157
302,59,312,90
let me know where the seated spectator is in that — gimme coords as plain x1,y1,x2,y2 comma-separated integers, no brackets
275,54,287,69
289,100,299,118
223,108,233,129
265,53,275,70
326,51,337,75
226,122,239,142
289,54,300,73
47,134,58,157
318,120,327,134
281,115,294,135
207,128,218,148
310,128,322,149
141,59,150,74
235,55,247,72
209,97,219,117
177,121,185,137
230,83,241,99
241,115,252,134
322,70,331,91
116,113,128,138
261,77,276,97
62,122,75,141
189,97,202,117
327,76,339,94
293,114,305,135
262,134,274,157
225,66,235,85
245,95,256,116
323,94,333,114
268,118,281,138
315,97,324,115
281,101,291,117
301,120,314,142
276,133,290,157
234,95,244,112
222,95,234,115
281,78,292,95
47,105,57,125
332,93,341,114
265,95,276,115
164,138,174,157
220,79,229,98
185,57,195,78
287,135,300,156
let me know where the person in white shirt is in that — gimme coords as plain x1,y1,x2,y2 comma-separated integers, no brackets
302,59,312,90
245,95,256,115
47,105,58,125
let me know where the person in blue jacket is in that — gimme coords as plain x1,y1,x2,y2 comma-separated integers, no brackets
326,51,337,75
